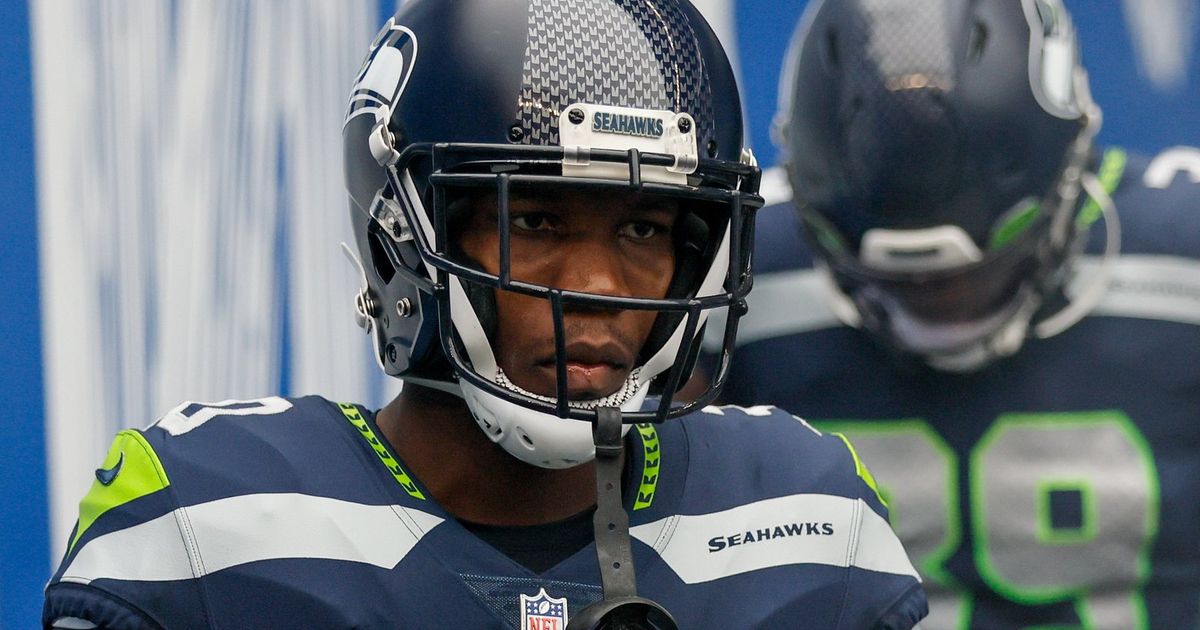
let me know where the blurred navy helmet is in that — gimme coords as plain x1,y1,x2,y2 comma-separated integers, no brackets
343,0,762,467
777,0,1107,371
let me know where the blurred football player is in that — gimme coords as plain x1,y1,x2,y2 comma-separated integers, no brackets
43,1,927,628
718,0,1200,628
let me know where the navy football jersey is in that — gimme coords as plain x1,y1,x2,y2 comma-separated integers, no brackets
720,147,1200,630
45,395,926,629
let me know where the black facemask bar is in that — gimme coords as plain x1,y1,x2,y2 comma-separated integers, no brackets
383,141,761,424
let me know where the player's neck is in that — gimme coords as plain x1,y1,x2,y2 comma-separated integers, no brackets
377,383,603,527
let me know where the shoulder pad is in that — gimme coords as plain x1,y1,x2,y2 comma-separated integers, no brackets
68,430,170,554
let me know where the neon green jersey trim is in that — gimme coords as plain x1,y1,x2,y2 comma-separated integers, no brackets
70,430,170,553
832,432,887,507
633,424,661,511
339,403,426,500
989,199,1041,251
1078,147,1128,227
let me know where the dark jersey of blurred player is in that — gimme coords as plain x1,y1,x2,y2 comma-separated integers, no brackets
721,146,1200,629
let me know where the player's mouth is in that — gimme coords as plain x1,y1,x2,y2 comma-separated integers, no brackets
535,341,631,400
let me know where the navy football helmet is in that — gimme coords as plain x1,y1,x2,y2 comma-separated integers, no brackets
778,0,1114,371
343,0,761,467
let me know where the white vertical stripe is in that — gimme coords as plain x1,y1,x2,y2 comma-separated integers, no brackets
34,0,387,564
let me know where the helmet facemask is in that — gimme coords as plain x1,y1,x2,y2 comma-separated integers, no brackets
374,138,758,467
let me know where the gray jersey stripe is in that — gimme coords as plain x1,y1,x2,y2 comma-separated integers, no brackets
717,254,1200,350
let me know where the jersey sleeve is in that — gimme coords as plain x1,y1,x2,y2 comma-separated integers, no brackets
830,431,929,630
43,428,201,629
44,582,164,630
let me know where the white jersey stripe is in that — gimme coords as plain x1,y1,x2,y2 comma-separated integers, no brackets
61,494,444,584
1073,255,1200,325
630,493,918,585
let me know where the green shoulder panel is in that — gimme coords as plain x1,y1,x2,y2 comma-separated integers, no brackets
69,430,170,552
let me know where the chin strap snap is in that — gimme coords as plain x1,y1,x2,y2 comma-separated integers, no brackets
567,407,678,630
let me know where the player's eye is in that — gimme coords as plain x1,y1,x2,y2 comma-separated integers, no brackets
512,213,555,232
619,221,666,241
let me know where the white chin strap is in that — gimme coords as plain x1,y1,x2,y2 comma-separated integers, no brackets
460,373,649,469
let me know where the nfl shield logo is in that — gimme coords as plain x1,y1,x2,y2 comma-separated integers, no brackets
520,587,569,630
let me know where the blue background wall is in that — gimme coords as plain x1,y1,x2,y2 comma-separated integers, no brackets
0,0,49,626
1,1,1195,628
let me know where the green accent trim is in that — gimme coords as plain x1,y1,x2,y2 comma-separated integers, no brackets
813,419,963,593
633,424,660,511
339,403,425,501
70,430,170,553
830,432,885,507
989,199,1041,250
1035,479,1097,545
958,598,975,630
1132,591,1151,630
970,410,1159,625
1077,148,1128,227
1074,596,1095,630
801,210,850,255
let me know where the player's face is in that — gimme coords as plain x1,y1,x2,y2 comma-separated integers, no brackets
456,188,678,400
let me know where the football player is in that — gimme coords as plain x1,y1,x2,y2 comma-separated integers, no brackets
43,1,927,628
719,0,1200,628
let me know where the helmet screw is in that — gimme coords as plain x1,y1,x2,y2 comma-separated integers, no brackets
385,343,399,364
507,124,525,143
677,117,692,133
396,298,413,318
355,290,379,318
568,108,585,125
706,139,719,157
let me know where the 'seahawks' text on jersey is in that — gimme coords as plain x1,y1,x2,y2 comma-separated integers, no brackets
45,396,926,629
720,147,1200,629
